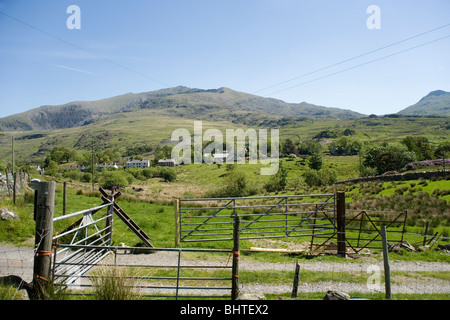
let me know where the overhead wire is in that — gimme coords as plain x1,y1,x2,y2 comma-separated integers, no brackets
265,33,450,97
0,10,171,88
253,23,450,96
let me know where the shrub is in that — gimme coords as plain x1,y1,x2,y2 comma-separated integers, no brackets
206,169,260,197
303,168,337,187
159,167,177,182
101,171,130,190
264,162,288,192
80,172,92,183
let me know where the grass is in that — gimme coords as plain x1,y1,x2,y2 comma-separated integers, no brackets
1,157,449,300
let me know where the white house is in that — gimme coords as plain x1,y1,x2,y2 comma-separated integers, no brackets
97,163,119,170
125,159,150,169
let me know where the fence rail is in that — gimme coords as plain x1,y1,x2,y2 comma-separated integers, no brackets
177,194,336,243
52,199,114,287
53,245,235,299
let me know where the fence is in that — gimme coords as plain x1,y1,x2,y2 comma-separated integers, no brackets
43,181,239,299
52,201,115,287
3,182,447,300
176,194,337,244
54,245,236,299
344,210,407,253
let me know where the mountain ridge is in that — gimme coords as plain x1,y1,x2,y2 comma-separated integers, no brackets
0,86,363,132
397,90,450,116
1,87,449,133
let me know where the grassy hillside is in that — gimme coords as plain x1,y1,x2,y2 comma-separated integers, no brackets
1,111,448,166
0,86,363,132
398,90,450,116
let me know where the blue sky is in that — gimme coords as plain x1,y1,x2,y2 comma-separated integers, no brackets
0,0,449,118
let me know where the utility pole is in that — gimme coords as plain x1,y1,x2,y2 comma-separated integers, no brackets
12,136,16,205
92,138,95,192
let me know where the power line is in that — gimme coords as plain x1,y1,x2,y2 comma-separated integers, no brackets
0,10,171,88
264,33,450,97
254,23,450,95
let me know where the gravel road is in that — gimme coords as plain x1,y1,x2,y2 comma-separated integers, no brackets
1,246,449,297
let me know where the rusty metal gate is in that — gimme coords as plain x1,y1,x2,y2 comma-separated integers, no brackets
344,210,408,253
177,194,336,243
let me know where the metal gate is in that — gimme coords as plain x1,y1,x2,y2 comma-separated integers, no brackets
52,200,115,287
344,210,408,253
177,194,336,243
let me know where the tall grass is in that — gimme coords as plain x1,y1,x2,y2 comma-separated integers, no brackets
90,266,142,300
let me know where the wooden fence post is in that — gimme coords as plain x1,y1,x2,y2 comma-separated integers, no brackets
381,225,391,299
63,181,67,216
174,199,180,247
291,259,300,298
32,181,56,300
423,221,429,246
231,214,240,300
336,191,346,258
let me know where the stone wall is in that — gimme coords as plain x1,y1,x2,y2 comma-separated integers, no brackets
335,170,449,185
0,172,30,195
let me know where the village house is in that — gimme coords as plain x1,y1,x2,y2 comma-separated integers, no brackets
158,159,177,167
97,163,119,171
125,159,150,169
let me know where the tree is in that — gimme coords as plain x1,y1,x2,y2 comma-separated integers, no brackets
402,136,434,161
159,167,177,182
329,137,362,155
281,139,298,157
373,144,416,174
264,162,288,192
435,141,450,159
298,141,322,155
303,168,337,187
101,171,130,190
308,153,323,170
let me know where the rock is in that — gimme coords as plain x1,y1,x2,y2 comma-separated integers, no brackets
237,292,266,300
388,241,416,253
0,208,19,220
418,245,430,252
436,244,450,252
323,290,350,300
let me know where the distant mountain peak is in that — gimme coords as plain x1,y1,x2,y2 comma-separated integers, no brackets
0,86,364,132
419,90,449,102
398,89,450,116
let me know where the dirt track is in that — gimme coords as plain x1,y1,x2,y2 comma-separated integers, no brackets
1,245,449,297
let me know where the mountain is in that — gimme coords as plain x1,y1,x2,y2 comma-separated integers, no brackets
0,86,363,132
397,90,450,116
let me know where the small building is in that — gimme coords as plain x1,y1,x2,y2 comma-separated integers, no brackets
69,165,86,172
204,150,238,163
125,159,150,169
97,163,119,171
158,159,177,167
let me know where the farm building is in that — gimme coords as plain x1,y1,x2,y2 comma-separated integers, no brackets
125,159,150,169
158,159,177,167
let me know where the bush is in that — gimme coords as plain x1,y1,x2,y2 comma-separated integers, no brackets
63,169,82,181
264,163,289,192
159,167,177,182
303,168,337,187
206,169,260,197
101,171,130,190
80,172,92,183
